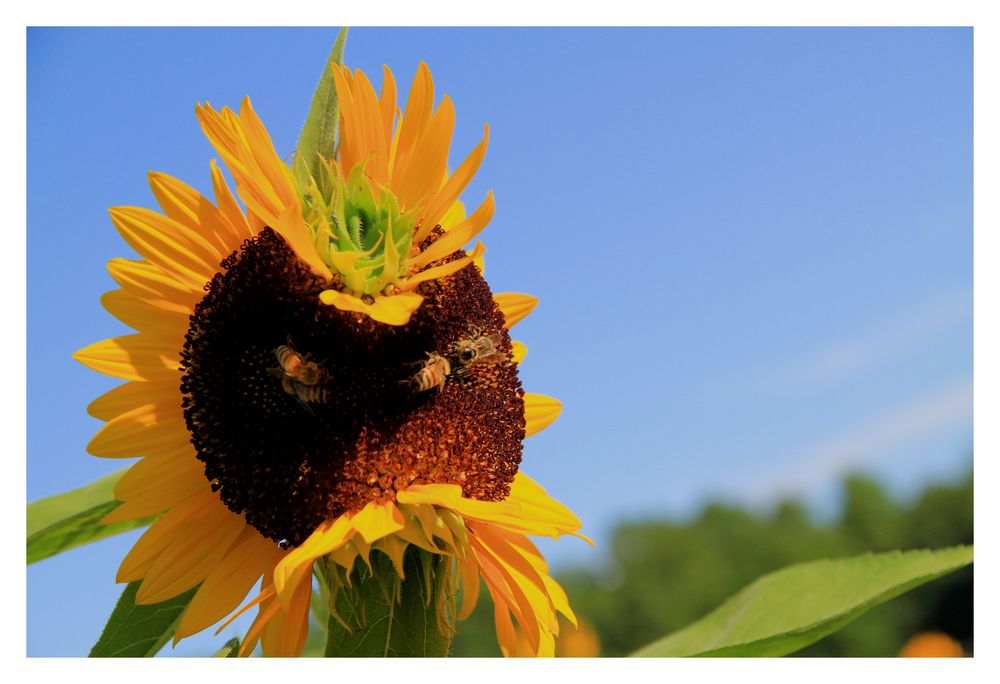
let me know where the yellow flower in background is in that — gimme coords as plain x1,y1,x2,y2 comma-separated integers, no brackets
74,61,586,657
555,618,601,657
898,631,964,658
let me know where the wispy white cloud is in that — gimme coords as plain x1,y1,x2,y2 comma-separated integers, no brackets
771,287,971,390
749,377,973,501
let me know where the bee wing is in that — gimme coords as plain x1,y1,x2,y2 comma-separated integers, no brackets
485,333,504,345
296,396,316,415
475,351,507,365
266,367,285,378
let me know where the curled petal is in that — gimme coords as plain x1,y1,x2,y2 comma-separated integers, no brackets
319,289,424,326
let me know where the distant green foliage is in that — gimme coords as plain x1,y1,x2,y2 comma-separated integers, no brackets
450,469,973,656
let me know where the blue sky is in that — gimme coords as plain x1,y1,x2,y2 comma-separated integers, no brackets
26,27,972,656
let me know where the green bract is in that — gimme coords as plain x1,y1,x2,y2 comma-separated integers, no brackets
299,161,418,296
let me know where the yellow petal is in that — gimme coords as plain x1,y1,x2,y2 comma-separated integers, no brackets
493,600,519,657
523,393,561,437
510,341,527,364
148,171,242,256
395,483,463,506
238,596,281,657
100,289,189,337
472,537,540,652
473,248,485,276
409,192,494,269
87,379,178,421
473,523,555,643
261,567,313,657
136,503,245,604
458,556,481,620
392,63,435,187
378,65,398,154
113,451,204,502
391,506,443,555
423,124,490,230
395,95,455,210
238,98,300,212
397,484,520,524
116,488,218,582
210,159,254,239
272,516,353,606
274,202,334,280
214,581,276,637
319,289,424,326
174,528,276,641
439,200,466,232
398,242,485,290
87,402,186,458
333,66,390,186
350,500,406,544
108,207,220,289
73,335,181,382
106,258,201,308
195,103,286,227
494,293,538,329
508,473,588,542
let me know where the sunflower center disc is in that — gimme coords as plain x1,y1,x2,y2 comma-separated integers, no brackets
180,228,525,547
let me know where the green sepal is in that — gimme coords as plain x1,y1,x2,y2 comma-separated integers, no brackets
299,159,416,296
294,28,348,192
89,581,199,657
631,545,974,657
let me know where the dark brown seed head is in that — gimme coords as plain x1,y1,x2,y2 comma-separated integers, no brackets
180,228,525,547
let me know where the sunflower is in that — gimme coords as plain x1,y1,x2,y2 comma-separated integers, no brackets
74,60,587,657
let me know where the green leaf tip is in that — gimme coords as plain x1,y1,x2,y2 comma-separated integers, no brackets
631,545,973,657
27,468,126,535
27,467,154,565
90,581,199,657
213,638,241,657
295,27,348,190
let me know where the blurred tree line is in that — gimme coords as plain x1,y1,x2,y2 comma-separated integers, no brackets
450,469,973,657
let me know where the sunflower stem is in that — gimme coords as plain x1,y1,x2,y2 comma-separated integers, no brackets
322,547,456,657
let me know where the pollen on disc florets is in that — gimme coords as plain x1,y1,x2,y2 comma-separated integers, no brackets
180,228,525,547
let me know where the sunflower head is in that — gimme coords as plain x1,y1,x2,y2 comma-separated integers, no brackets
75,51,586,659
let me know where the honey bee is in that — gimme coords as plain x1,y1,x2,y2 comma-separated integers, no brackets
452,325,505,367
268,342,329,412
407,352,452,393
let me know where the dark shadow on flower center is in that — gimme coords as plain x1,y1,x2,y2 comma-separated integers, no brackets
180,228,524,547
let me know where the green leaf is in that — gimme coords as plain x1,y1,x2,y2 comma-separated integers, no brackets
295,27,348,189
90,581,198,657
27,468,126,535
631,545,973,657
324,547,454,657
212,638,241,657
27,468,155,564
